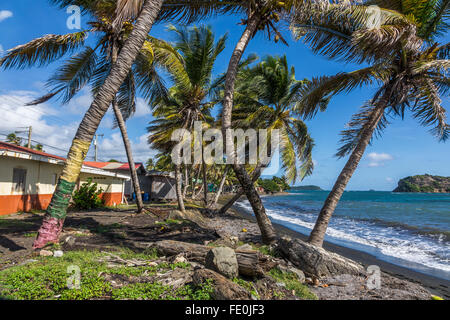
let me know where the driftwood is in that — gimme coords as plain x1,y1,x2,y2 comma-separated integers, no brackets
193,269,251,300
153,240,275,277
278,237,364,278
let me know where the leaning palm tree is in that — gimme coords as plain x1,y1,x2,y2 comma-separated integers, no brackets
0,1,183,213
217,55,315,213
148,25,226,212
290,0,449,247
0,0,165,249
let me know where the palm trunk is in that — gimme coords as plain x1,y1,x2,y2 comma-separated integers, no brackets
112,101,144,212
32,0,164,249
219,165,263,215
210,166,230,208
110,41,144,213
308,94,389,247
221,14,276,244
174,164,185,212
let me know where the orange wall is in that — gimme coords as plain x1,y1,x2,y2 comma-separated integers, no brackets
0,192,123,216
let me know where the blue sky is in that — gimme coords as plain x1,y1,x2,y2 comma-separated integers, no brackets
0,1,449,191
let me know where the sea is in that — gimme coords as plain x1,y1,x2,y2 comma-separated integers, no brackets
235,190,450,280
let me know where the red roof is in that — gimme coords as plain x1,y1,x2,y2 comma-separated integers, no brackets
0,141,65,161
83,161,143,170
0,141,143,171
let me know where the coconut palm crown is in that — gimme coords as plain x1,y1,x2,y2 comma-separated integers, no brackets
290,0,449,246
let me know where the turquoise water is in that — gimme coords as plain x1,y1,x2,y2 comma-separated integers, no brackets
235,191,450,280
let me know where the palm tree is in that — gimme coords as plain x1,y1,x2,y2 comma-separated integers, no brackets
0,1,181,213
290,1,449,247
0,0,165,249
217,55,315,212
6,133,22,146
148,25,226,212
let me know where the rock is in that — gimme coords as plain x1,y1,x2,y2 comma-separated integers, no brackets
193,269,251,300
54,250,64,257
278,237,364,278
173,254,187,264
205,247,239,279
168,209,205,226
64,236,76,245
278,264,306,283
39,250,53,257
236,243,253,251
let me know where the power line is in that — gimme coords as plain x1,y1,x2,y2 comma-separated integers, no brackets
1,95,70,126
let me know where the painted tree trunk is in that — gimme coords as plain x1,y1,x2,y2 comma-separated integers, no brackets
221,14,276,244
210,166,230,208
219,165,263,215
112,100,144,212
174,164,186,212
32,0,164,249
308,95,389,247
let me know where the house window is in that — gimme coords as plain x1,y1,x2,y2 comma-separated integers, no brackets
53,174,58,186
12,168,27,192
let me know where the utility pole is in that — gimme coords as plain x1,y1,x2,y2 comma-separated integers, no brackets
94,134,104,161
15,126,32,148
27,126,32,149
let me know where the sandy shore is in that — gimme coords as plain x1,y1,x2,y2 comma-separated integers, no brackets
224,196,450,299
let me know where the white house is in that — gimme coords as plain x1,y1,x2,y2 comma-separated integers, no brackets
0,141,129,216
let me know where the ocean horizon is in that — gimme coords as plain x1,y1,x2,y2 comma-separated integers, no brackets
236,190,450,281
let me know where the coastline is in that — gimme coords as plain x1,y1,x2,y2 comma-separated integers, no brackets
226,196,450,299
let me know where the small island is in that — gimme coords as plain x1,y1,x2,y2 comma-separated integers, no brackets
393,174,450,193
291,185,323,191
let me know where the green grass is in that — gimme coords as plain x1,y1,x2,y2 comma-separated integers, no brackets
232,277,260,299
155,219,184,226
0,249,211,300
268,268,317,300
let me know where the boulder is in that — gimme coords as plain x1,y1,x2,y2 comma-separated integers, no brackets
278,237,364,278
168,209,205,226
205,247,239,279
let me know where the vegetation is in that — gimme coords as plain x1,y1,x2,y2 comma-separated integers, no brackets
0,250,213,300
291,185,322,191
394,174,450,193
257,176,290,193
268,268,317,300
71,178,104,210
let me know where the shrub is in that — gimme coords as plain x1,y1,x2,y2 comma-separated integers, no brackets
72,178,104,210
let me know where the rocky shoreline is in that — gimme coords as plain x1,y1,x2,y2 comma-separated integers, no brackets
223,197,449,299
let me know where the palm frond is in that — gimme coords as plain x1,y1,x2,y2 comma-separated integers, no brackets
295,64,392,119
45,46,97,104
336,102,389,158
411,78,449,141
0,32,88,69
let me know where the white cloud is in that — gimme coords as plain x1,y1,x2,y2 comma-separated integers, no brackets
0,91,78,156
97,133,157,163
367,152,394,167
0,10,13,22
0,44,4,55
386,177,393,182
134,97,152,117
